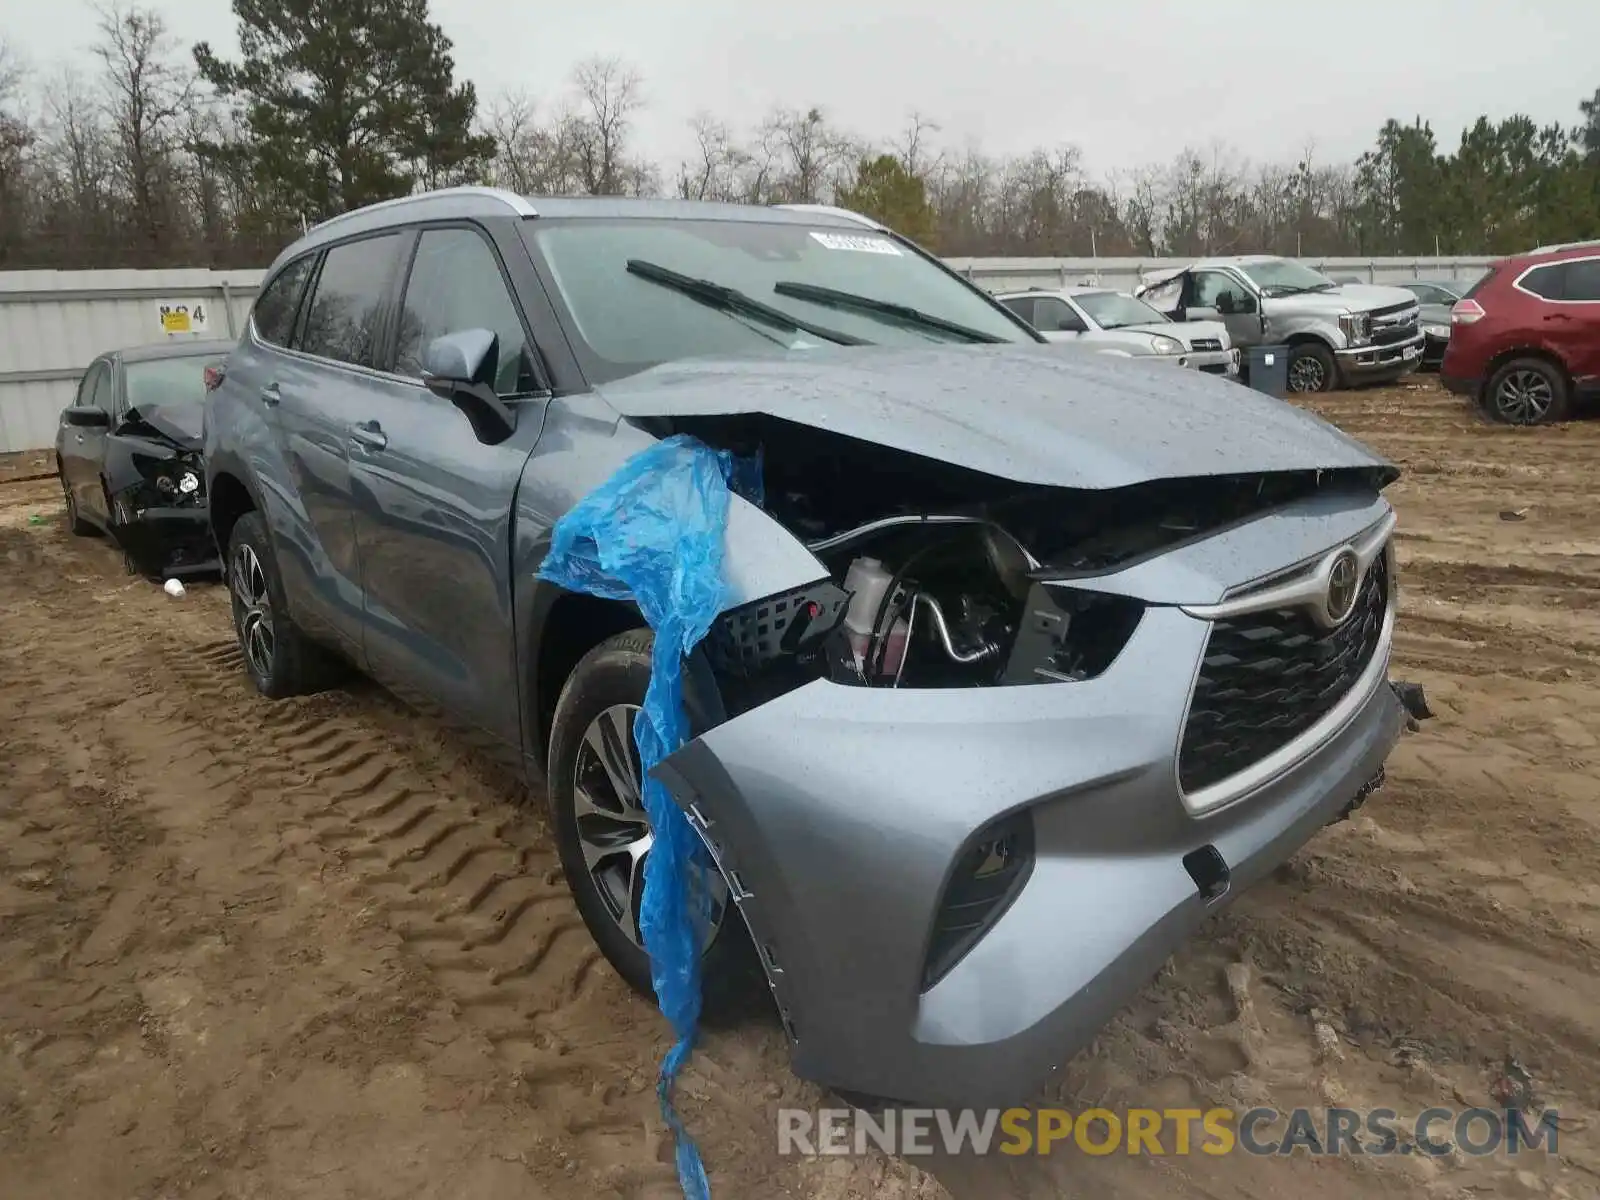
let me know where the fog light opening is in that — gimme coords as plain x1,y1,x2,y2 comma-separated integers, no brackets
1183,844,1230,904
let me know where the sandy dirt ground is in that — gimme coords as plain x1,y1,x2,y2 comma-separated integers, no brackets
2,380,1597,1200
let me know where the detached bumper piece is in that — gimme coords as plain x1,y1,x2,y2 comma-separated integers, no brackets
1390,678,1434,731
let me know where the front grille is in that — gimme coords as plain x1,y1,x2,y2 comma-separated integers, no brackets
1370,301,1417,320
1189,337,1223,352
1178,550,1389,796
1372,319,1418,346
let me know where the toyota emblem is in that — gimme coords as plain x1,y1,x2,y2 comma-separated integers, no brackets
1324,550,1361,625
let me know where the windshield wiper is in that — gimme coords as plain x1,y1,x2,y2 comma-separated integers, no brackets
772,281,1007,344
625,259,867,346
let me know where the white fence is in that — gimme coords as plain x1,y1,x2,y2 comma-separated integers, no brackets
0,269,265,454
0,255,1496,453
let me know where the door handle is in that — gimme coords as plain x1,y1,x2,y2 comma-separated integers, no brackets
1543,312,1572,321
260,382,282,406
349,421,388,452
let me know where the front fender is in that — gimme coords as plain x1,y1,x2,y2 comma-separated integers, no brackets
1267,308,1346,350
511,396,831,775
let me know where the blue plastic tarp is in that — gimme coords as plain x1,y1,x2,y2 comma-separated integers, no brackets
537,434,762,1200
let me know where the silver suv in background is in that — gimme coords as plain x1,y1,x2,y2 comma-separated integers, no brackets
993,286,1239,378
1137,256,1424,393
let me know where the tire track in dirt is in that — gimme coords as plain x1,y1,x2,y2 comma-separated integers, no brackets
154,635,691,1195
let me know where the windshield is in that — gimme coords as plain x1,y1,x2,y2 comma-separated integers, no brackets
124,354,226,410
1237,258,1338,295
1072,291,1169,330
528,218,1037,380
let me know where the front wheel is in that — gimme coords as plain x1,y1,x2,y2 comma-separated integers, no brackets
1484,358,1571,426
547,630,758,1015
1286,342,1337,394
60,471,95,536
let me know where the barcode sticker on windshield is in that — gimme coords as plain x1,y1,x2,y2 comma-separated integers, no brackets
809,231,901,255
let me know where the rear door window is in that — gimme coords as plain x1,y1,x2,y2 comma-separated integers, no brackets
252,255,315,347
999,297,1036,324
299,234,404,368
1562,258,1600,302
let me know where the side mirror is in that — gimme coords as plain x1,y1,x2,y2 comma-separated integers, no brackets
421,329,516,445
1216,293,1237,315
1234,292,1258,314
63,405,110,428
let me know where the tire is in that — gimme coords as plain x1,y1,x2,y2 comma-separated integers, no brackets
60,471,94,536
547,629,759,1016
1484,358,1571,426
1286,342,1337,394
226,511,343,699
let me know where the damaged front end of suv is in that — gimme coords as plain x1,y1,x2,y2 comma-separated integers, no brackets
589,344,1428,1106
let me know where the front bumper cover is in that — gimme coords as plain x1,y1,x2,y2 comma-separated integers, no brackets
655,577,1406,1106
109,503,220,578
1336,332,1425,379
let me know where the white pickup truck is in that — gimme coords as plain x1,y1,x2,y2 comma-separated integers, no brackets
1135,256,1424,393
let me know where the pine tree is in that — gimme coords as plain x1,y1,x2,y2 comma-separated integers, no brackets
194,0,496,225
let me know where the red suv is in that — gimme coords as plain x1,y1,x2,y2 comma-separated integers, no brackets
1441,242,1600,425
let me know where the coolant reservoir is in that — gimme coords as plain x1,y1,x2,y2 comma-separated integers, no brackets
843,556,894,670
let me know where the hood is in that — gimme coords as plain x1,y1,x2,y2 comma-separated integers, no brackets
119,403,203,451
1325,282,1421,312
593,345,1390,491
1417,301,1454,326
1114,320,1230,348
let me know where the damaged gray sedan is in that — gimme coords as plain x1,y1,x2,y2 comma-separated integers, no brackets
204,188,1422,1107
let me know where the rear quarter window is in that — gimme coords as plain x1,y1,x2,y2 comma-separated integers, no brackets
1518,263,1568,301
253,255,315,346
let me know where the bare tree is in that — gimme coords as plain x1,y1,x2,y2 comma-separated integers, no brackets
759,106,852,204
92,3,195,260
0,37,37,263
895,111,942,178
569,56,644,194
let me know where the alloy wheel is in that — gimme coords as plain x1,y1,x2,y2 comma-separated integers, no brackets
571,702,727,951
1288,355,1327,393
231,543,276,680
1493,370,1554,424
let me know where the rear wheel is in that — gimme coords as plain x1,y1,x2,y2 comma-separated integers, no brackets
1286,342,1337,394
547,630,758,1015
227,511,342,698
1484,358,1571,426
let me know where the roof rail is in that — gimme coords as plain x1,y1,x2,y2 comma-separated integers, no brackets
1527,237,1600,255
773,203,887,232
307,186,538,236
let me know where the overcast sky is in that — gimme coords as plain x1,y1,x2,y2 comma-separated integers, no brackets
2,0,1595,176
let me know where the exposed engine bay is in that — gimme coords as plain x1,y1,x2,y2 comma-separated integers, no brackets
668,413,1394,712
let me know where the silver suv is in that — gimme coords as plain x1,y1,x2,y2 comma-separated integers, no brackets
203,188,1413,1106
1138,256,1424,392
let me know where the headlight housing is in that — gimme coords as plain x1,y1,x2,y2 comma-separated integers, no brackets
1422,323,1450,338
1338,312,1373,347
1148,334,1184,356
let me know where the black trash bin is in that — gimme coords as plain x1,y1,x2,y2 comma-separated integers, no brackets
1243,344,1290,397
